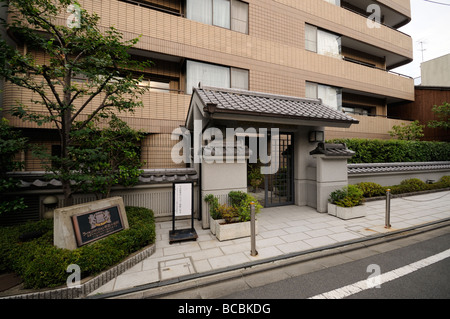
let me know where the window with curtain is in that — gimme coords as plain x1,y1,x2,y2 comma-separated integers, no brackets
305,81,342,111
231,67,249,90
186,60,249,94
305,24,341,59
305,24,318,53
186,0,248,34
213,0,231,29
323,0,341,6
317,30,341,59
186,0,212,25
231,0,249,34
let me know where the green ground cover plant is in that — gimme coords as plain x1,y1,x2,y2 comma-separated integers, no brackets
0,206,155,289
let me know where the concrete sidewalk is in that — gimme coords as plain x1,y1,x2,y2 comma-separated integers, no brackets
89,190,450,298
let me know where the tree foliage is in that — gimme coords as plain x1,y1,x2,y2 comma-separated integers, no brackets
428,102,450,130
0,0,151,206
69,115,145,199
389,120,424,141
0,117,28,214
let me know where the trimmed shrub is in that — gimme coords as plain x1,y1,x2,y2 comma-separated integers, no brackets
0,206,155,289
356,182,386,198
330,185,364,207
228,190,262,222
388,178,428,195
328,138,450,163
204,194,221,220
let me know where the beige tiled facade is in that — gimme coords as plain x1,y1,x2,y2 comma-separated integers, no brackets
2,0,414,170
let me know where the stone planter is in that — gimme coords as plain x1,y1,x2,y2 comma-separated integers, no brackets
209,216,225,235
328,203,366,220
215,220,259,241
327,202,337,216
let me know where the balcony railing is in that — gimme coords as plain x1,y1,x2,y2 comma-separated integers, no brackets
341,3,411,36
119,0,183,17
342,57,412,79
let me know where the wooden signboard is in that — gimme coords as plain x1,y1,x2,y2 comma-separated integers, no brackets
169,181,198,244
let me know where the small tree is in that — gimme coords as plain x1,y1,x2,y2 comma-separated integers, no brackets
428,102,450,130
389,120,424,141
69,115,145,200
0,0,151,206
0,116,28,215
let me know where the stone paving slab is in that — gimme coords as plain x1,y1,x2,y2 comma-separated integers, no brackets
87,190,450,297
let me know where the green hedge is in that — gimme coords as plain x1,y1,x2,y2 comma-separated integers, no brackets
355,176,450,197
0,206,155,289
328,138,450,163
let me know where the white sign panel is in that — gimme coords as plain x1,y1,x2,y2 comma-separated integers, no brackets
174,183,192,217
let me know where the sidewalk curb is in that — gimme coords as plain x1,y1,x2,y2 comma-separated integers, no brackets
88,217,450,299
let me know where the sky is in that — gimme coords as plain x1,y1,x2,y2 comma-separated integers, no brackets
392,0,450,83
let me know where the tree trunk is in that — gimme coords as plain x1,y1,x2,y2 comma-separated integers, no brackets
61,68,73,207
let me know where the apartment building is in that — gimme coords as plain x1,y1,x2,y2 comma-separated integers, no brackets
2,0,414,171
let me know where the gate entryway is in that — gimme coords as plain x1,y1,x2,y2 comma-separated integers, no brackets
264,133,294,207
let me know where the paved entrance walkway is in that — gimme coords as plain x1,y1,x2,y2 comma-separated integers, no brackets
90,190,450,297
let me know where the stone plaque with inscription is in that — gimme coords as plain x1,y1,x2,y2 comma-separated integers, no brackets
72,205,125,247
54,197,129,250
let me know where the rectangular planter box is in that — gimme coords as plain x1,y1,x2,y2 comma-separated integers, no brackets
209,217,225,235
327,202,337,216
215,220,259,241
329,203,366,220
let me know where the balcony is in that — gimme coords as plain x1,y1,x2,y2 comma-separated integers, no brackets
118,0,183,17
325,114,412,140
341,0,411,29
1,81,192,133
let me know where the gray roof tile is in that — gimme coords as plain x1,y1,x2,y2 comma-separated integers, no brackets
348,162,450,175
195,87,359,124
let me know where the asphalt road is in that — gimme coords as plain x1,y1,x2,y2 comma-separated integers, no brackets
220,227,450,299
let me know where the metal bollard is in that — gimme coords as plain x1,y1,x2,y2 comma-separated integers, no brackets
385,189,391,229
250,201,258,256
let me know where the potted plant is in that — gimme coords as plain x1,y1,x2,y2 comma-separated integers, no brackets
214,191,262,241
328,185,366,220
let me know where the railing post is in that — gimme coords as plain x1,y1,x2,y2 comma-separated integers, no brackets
385,189,391,229
250,202,258,256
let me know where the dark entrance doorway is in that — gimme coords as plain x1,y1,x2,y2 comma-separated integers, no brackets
264,133,294,207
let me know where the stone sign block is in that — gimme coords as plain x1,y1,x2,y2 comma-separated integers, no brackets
54,197,129,250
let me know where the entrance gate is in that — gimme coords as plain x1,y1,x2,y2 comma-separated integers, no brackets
264,133,294,207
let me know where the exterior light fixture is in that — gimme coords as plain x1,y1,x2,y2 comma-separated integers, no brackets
43,195,58,208
42,195,59,219
309,131,324,143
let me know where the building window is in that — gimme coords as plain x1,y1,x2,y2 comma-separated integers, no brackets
305,24,342,59
138,77,174,93
305,82,342,111
342,106,372,116
186,0,249,34
323,0,341,6
186,60,249,94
